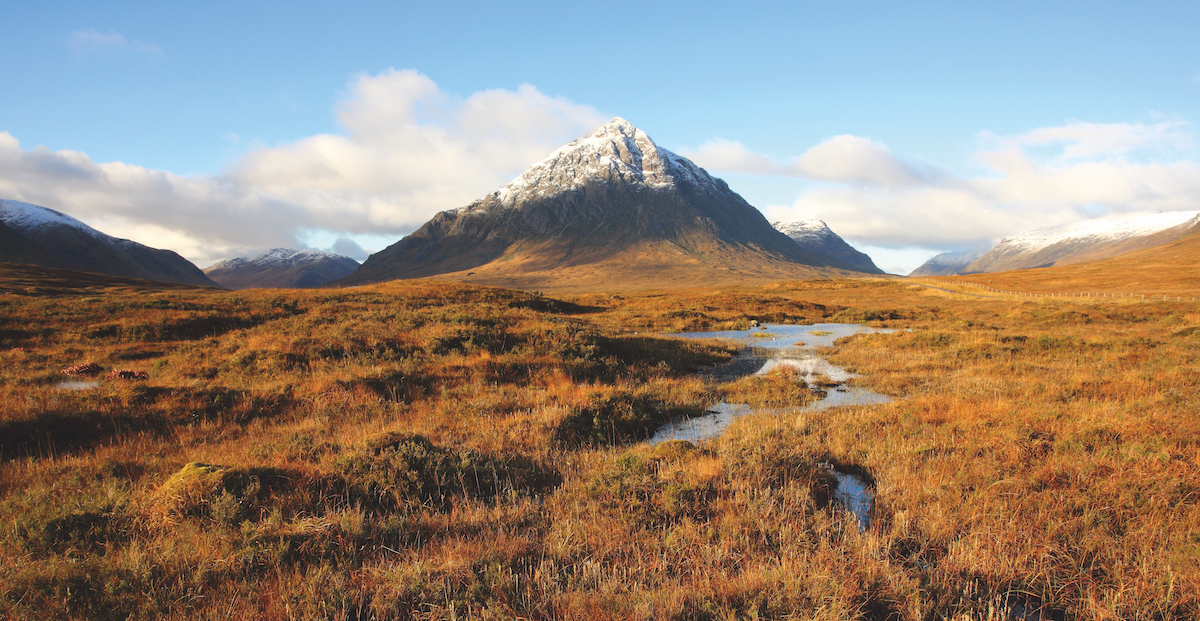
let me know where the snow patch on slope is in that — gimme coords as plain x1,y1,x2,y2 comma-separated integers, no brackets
999,211,1200,252
0,198,137,249
208,248,354,271
1,199,105,238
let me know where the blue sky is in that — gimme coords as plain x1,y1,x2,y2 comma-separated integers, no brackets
3,1,1199,273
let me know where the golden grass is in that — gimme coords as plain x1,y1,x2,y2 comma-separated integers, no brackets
1,263,1198,619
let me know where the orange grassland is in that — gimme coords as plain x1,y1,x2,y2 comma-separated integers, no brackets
0,251,1198,620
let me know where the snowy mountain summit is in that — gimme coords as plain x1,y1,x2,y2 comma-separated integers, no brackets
205,248,359,290
772,219,838,243
338,118,877,288
0,198,217,286
475,117,731,220
208,248,349,271
1,199,126,246
771,219,881,274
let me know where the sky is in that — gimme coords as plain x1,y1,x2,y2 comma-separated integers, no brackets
2,1,1199,274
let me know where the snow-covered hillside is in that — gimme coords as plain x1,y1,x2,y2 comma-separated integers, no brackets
964,211,1200,273
205,248,359,289
0,198,217,286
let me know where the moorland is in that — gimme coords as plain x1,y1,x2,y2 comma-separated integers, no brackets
1,259,1198,620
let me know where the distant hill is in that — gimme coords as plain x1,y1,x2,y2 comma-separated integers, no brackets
908,249,985,277
335,118,875,292
965,211,1199,274
771,219,882,274
0,199,219,288
947,222,1200,298
205,248,359,289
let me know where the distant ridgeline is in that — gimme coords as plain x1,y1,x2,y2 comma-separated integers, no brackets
909,211,1200,277
204,249,359,289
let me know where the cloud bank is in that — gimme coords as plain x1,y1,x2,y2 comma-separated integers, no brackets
685,120,1200,251
0,69,606,265
3,66,1198,272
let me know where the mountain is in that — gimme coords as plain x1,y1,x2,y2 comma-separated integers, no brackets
0,199,219,287
0,218,70,268
204,248,360,289
337,119,871,291
908,249,985,277
771,219,882,274
964,211,1200,274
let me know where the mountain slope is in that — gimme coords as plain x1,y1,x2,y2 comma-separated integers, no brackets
205,248,360,289
0,199,219,287
948,223,1200,297
908,249,985,277
771,219,881,274
0,219,70,268
964,211,1200,273
337,119,872,291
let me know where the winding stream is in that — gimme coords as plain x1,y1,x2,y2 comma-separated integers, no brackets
649,323,892,529
649,323,892,446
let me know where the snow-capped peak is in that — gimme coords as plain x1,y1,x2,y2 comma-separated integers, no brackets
208,248,353,271
0,199,113,241
480,118,724,211
1000,211,1200,252
772,219,835,242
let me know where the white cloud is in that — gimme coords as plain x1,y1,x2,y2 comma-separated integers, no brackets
67,29,162,56
984,120,1192,160
685,139,782,175
0,70,607,266
685,134,942,187
694,121,1200,259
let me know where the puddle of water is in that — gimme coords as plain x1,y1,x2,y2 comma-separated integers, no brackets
812,385,892,410
669,322,890,351
56,381,100,391
826,466,873,530
649,402,758,445
650,323,893,446
757,356,855,383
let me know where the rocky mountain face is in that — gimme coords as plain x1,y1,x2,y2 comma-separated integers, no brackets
908,249,986,277
204,248,360,289
338,119,871,289
963,211,1200,274
771,219,881,274
0,199,219,287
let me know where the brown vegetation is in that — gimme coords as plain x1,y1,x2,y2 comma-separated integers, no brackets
1,263,1197,619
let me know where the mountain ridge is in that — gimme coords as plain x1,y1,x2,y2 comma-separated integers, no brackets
965,211,1200,273
336,118,873,290
204,248,359,289
0,199,220,288
771,219,882,274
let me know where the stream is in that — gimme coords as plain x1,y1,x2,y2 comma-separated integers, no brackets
649,322,892,529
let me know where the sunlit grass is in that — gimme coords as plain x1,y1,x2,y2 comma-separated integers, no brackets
1,265,1198,619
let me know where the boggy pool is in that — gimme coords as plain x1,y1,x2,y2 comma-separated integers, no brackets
649,323,892,446
649,322,891,529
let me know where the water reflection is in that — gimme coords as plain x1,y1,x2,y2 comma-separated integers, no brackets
649,323,892,446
